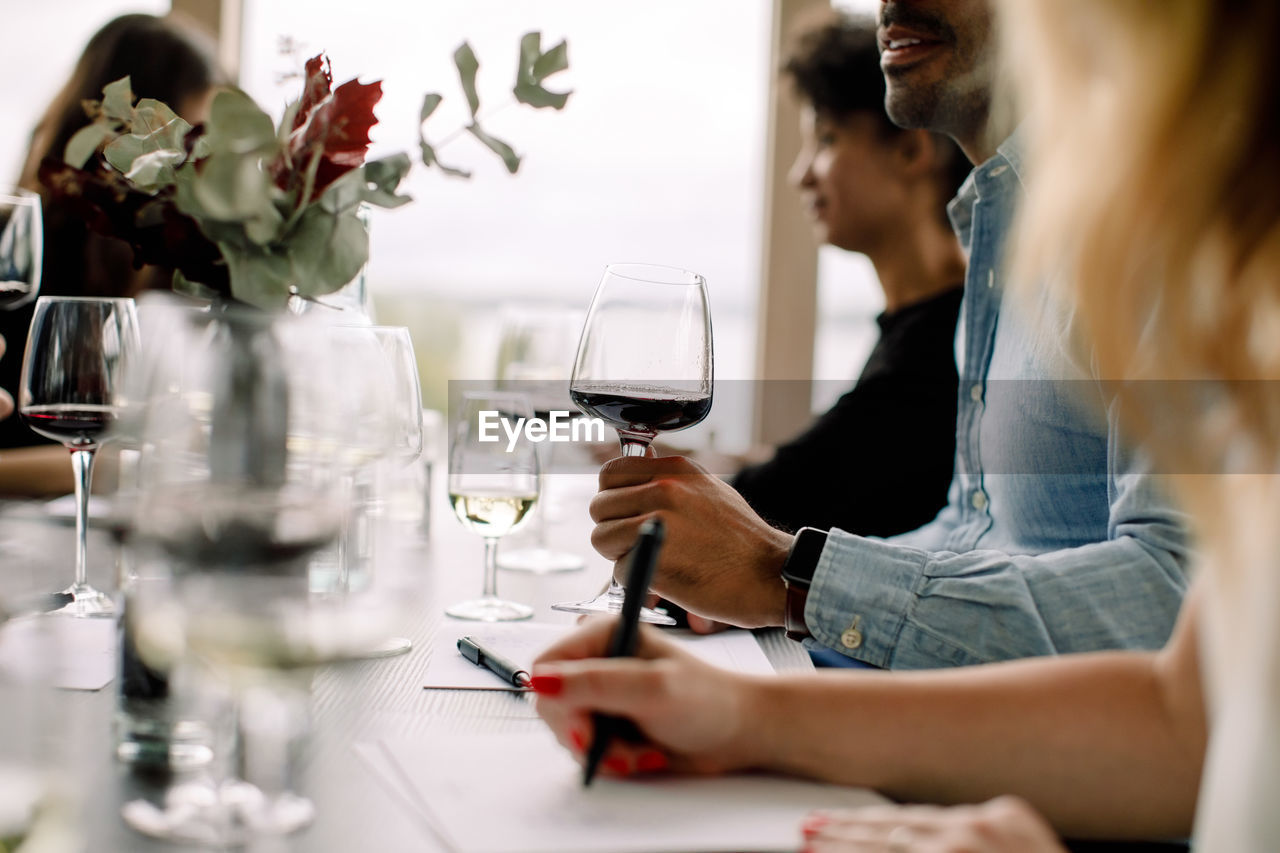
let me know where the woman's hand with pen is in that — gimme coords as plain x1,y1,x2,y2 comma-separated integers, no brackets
530,617,766,778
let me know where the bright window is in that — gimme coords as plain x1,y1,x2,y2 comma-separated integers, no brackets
241,0,772,434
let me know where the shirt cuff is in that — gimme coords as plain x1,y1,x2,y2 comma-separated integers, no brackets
804,531,929,667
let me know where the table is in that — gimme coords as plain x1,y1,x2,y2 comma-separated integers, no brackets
0,475,811,852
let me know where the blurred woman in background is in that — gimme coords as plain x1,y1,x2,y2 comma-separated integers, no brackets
0,13,224,494
532,0,1280,849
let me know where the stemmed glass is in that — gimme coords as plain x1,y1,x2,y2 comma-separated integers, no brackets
494,305,585,573
19,296,139,617
552,263,713,624
447,392,540,621
0,187,42,310
119,307,395,843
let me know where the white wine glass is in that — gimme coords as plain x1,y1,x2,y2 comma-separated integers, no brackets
447,392,539,622
552,263,713,624
19,296,139,617
0,187,41,310
494,305,585,574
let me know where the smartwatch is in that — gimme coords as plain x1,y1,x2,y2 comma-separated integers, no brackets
779,527,828,641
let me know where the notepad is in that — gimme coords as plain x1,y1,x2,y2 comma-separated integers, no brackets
424,621,775,691
362,729,885,853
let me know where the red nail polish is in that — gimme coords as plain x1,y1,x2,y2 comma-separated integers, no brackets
530,674,563,696
801,814,831,838
603,756,629,775
569,729,586,752
636,751,668,772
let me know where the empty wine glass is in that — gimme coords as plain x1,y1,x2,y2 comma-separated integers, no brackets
552,263,713,624
0,187,41,311
118,306,395,844
494,305,585,574
447,392,540,621
19,296,139,617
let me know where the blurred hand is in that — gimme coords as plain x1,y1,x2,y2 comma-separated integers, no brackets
589,455,793,628
531,617,766,777
0,334,12,419
802,797,1067,853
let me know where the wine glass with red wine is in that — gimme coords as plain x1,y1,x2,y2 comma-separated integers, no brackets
19,296,139,616
552,263,712,623
0,187,41,311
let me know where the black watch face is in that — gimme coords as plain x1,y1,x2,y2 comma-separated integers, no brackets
783,528,825,585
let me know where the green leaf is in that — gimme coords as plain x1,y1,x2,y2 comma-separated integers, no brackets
288,207,368,296
466,123,521,173
220,244,294,310
321,154,413,213
63,124,113,168
104,115,193,177
123,148,185,192
453,42,481,118
419,139,472,179
132,99,181,136
420,93,443,123
188,148,279,230
102,77,135,123
513,32,572,110
204,90,277,155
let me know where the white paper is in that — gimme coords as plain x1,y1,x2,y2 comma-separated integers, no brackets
425,621,775,691
0,614,116,691
378,730,885,853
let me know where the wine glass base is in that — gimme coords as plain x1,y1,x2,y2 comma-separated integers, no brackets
340,635,414,660
58,585,115,618
122,780,315,844
550,595,677,626
497,547,584,574
446,597,533,622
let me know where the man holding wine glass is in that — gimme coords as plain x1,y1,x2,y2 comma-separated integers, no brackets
584,0,1190,669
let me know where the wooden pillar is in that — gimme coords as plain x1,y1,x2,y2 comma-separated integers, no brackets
170,0,243,83
753,0,828,445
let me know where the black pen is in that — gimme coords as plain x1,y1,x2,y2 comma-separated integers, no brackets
457,636,531,688
582,517,666,787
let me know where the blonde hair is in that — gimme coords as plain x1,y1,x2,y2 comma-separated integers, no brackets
1000,0,1280,478
999,4,1280,846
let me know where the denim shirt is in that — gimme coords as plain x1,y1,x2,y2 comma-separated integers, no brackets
804,134,1191,669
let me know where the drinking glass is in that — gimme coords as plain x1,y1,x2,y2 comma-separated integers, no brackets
0,187,41,310
552,263,713,624
494,305,585,573
19,296,139,617
447,392,540,621
118,307,394,844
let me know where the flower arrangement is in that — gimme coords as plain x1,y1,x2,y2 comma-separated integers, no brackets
38,34,570,309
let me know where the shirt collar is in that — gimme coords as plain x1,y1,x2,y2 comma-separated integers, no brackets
946,128,1025,244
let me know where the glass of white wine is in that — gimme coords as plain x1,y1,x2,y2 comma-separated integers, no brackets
447,392,539,621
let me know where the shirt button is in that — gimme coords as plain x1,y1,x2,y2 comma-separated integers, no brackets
987,269,995,289
971,489,989,511
841,626,863,649
989,164,1008,177
969,384,983,402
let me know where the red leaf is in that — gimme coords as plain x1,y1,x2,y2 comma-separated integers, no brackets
285,75,383,202
292,54,332,132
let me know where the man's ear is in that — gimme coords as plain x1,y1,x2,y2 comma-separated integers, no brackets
892,129,937,179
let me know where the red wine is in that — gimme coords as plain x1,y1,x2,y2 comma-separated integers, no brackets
570,385,711,435
22,404,117,447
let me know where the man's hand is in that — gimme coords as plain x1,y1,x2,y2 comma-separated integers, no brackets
531,617,767,777
589,455,793,628
0,334,13,419
802,797,1067,852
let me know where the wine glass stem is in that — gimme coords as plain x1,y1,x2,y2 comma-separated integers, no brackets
610,435,654,599
482,536,500,598
70,447,97,590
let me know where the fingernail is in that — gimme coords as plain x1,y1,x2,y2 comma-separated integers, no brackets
530,674,563,696
569,728,586,752
636,750,668,772
603,756,629,775
801,814,831,838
